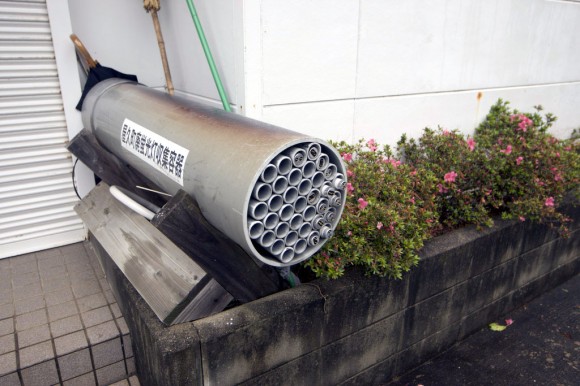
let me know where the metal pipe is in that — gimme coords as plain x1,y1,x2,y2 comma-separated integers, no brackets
284,231,298,247
332,173,347,190
307,189,321,205
267,194,283,212
82,79,347,267
297,178,313,196
294,239,307,254
248,221,265,239
298,222,312,238
289,213,303,230
287,168,302,186
316,198,329,214
286,147,307,167
184,0,231,112
282,186,298,204
301,161,316,179
268,239,285,256
252,182,272,202
307,231,320,247
274,222,290,239
320,225,334,239
316,154,330,171
278,247,294,263
324,164,337,180
294,196,307,213
248,200,268,220
278,204,294,222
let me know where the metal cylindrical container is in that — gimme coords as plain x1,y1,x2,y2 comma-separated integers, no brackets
81,79,346,267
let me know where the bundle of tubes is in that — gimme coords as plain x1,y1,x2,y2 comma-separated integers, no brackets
81,79,346,267
247,143,346,264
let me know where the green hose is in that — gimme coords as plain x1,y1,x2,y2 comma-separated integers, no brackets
185,0,231,112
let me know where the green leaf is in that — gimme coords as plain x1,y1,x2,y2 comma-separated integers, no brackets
489,322,507,332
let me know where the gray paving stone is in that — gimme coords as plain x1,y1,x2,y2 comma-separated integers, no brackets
50,314,83,338
0,291,11,306
66,262,93,274
0,335,14,355
92,337,123,369
54,331,88,357
116,318,129,336
15,309,47,331
0,318,13,336
35,248,61,260
0,351,17,376
126,356,136,376
122,334,133,359
11,271,40,289
96,360,127,386
38,265,67,280
37,254,65,270
41,274,70,292
44,286,74,307
21,359,59,386
0,303,14,320
110,379,130,386
71,279,101,298
18,341,54,368
63,372,96,386
16,324,51,348
71,268,98,282
103,289,116,304
0,371,20,386
81,306,112,328
14,295,45,315
9,253,35,267
10,261,37,276
58,348,93,381
87,320,119,345
47,300,78,322
110,303,122,319
11,281,42,301
128,375,140,386
0,278,11,292
77,293,107,313
60,243,87,257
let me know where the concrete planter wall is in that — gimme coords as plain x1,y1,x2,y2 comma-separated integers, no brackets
95,205,579,385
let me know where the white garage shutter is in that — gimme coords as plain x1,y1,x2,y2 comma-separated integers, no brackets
0,0,86,259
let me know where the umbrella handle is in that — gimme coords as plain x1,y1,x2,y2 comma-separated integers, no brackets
70,34,97,69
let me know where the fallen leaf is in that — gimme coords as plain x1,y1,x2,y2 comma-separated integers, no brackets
505,319,514,326
489,323,507,332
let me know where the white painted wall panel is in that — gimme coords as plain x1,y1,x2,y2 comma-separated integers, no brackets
68,0,165,88
261,99,355,143
260,0,359,105
354,82,580,146
356,0,580,97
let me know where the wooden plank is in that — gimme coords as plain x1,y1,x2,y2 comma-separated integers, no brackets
151,190,283,303
75,182,232,324
67,128,167,208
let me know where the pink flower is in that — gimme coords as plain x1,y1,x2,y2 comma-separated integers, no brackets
342,152,353,162
500,145,512,155
376,222,383,230
347,231,352,237
437,183,448,194
358,197,368,210
442,129,450,136
505,319,514,326
367,139,378,152
346,182,355,195
383,158,401,168
444,171,458,183
545,197,555,207
346,170,354,178
516,156,523,165
519,216,526,222
466,138,476,151
511,114,532,132
410,170,417,176
409,196,416,204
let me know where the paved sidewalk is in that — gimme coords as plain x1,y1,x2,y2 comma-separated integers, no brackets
0,242,139,386
389,274,580,386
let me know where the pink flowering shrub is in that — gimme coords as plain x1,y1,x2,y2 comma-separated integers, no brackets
305,100,579,280
304,139,438,279
474,100,579,234
397,128,493,229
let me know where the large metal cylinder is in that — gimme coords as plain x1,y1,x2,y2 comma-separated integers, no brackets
81,79,346,267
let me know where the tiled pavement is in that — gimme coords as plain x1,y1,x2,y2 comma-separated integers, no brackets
0,242,140,386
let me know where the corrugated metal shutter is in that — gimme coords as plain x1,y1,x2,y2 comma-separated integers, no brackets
0,0,86,258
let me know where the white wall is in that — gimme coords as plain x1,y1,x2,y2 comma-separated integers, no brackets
254,0,580,144
67,0,241,110
67,0,580,146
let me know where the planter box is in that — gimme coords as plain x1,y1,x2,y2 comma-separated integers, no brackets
92,205,579,385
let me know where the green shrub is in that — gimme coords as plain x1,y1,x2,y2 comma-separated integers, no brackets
304,139,438,279
305,100,579,280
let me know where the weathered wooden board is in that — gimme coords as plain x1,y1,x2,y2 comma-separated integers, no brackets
152,190,283,303
67,128,167,208
75,182,232,324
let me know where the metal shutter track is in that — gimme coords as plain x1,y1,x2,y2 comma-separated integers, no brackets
0,0,85,258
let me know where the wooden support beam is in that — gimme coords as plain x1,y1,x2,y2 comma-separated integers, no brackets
152,190,283,303
76,183,232,325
